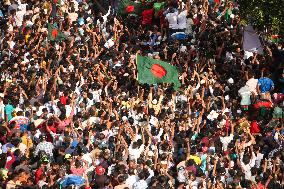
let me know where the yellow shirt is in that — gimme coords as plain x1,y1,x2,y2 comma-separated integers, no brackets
21,135,33,157
188,155,201,165
121,101,131,109
25,34,30,42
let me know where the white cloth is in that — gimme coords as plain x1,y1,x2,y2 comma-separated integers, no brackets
185,18,194,34
240,152,256,179
126,175,139,189
238,85,252,106
246,78,258,94
128,144,145,161
220,134,234,151
166,12,178,29
254,152,264,168
0,102,5,120
133,180,148,189
177,10,188,29
68,12,78,23
15,11,25,27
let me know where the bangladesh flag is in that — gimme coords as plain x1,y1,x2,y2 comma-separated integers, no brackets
48,23,65,41
271,35,279,43
136,54,181,90
117,0,142,15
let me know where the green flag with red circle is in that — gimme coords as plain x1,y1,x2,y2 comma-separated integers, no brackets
48,23,66,41
136,54,181,90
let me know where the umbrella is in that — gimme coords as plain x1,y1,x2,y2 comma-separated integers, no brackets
171,32,188,40
59,174,86,188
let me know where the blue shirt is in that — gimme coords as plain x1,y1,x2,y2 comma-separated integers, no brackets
5,104,14,122
258,77,274,93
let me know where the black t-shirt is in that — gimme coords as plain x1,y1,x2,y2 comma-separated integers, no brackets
92,175,107,189
55,154,64,165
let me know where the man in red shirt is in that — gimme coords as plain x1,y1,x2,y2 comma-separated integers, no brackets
142,8,154,26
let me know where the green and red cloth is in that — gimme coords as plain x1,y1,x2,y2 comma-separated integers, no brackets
48,23,65,41
136,54,181,90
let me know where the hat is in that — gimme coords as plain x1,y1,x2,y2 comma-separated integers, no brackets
64,154,72,160
207,110,219,120
152,99,158,105
40,155,49,163
180,46,187,52
223,108,230,114
228,78,234,84
123,73,129,77
122,116,128,121
95,166,105,175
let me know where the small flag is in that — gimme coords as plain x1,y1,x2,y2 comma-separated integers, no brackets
126,5,135,13
271,35,279,43
48,23,65,41
136,54,181,90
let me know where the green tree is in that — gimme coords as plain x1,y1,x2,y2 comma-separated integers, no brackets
238,0,284,38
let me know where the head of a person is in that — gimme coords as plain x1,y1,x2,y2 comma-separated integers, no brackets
117,174,127,184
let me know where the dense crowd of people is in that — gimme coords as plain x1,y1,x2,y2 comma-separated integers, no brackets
0,0,283,189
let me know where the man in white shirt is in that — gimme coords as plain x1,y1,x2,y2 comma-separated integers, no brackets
220,121,235,151
253,145,264,168
177,4,188,32
125,169,138,189
0,97,5,120
128,141,144,162
133,172,148,189
240,152,256,179
165,7,178,35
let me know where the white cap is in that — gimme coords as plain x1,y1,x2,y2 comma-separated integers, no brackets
228,78,234,84
225,95,230,101
122,116,128,121
47,113,53,118
14,107,23,113
223,108,230,113
152,99,158,105
123,73,129,77
36,111,42,117
180,46,187,52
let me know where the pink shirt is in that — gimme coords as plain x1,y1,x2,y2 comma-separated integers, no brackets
71,167,87,177
57,110,74,130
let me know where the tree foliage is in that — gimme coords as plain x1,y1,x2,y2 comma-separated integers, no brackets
238,0,284,38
